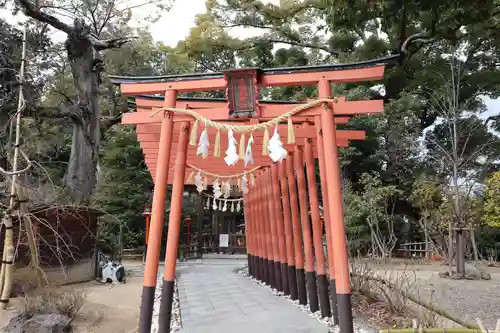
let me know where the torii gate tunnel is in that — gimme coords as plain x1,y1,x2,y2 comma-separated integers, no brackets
110,57,393,333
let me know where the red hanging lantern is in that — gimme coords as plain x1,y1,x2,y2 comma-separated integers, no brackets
224,68,261,118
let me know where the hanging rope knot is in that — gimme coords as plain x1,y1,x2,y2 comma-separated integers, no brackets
150,98,337,133
149,97,339,166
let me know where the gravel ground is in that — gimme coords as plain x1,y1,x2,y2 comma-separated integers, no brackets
151,276,181,333
371,264,500,329
412,269,500,328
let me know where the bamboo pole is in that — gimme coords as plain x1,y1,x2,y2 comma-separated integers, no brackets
0,23,31,309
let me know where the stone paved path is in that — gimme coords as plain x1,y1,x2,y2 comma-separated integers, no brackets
177,260,328,333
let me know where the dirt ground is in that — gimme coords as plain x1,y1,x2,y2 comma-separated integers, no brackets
71,279,142,333
2,259,500,331
0,261,145,333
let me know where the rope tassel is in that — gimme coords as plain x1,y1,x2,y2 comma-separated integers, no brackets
187,170,195,183
262,127,270,155
189,119,198,146
239,134,245,160
287,117,296,144
214,130,221,157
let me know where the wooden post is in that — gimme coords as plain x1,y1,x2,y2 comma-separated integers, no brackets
266,168,282,291
286,154,308,305
304,129,331,318
252,177,263,282
278,160,298,300
318,79,354,333
248,191,259,279
257,173,271,285
251,189,261,280
265,170,280,289
271,163,290,295
245,194,253,277
315,116,339,324
158,121,190,333
138,90,176,333
294,147,319,312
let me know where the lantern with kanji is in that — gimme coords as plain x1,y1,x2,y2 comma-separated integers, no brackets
224,68,261,117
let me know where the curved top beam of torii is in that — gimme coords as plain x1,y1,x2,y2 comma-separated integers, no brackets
109,54,398,95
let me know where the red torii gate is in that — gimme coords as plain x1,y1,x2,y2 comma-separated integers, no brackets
110,58,392,333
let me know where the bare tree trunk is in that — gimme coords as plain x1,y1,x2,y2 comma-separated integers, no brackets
448,221,453,275
469,225,479,262
449,61,466,276
423,222,430,258
62,31,102,204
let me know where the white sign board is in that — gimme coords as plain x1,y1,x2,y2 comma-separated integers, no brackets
219,234,229,248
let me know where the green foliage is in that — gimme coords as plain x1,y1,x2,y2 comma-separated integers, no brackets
484,171,500,228
410,178,444,214
344,172,402,254
93,127,153,249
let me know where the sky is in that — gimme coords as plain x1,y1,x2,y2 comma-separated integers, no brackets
133,0,279,45
135,0,210,46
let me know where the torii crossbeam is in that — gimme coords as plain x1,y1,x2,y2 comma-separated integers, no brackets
110,57,393,333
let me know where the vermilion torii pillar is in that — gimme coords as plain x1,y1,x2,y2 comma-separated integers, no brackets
112,60,390,333
271,163,290,296
245,192,253,277
304,129,331,318
315,115,339,324
318,79,354,333
278,161,298,300
257,173,273,286
266,168,282,291
138,91,175,333
286,154,308,305
158,121,190,333
294,147,319,313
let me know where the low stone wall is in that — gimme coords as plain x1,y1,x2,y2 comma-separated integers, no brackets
13,258,96,294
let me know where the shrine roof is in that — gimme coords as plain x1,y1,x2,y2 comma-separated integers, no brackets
108,54,399,84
